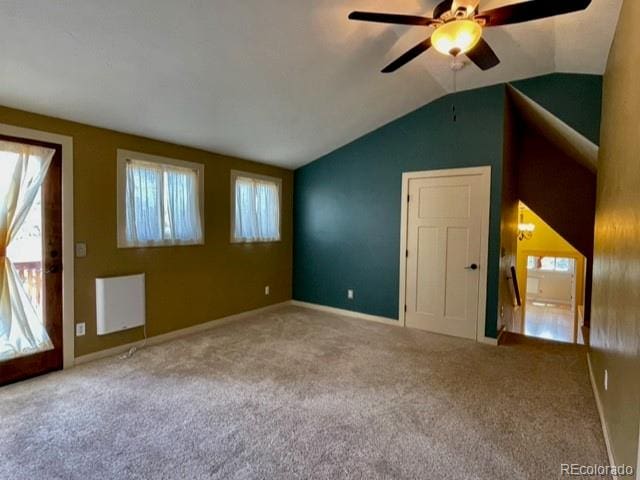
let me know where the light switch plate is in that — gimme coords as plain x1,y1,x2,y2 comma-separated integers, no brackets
75,242,87,258
265,285,270,296
347,289,354,300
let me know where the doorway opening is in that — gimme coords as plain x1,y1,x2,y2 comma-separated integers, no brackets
0,134,63,385
515,203,587,344
524,255,582,343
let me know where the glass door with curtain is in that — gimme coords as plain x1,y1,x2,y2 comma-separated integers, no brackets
0,135,62,385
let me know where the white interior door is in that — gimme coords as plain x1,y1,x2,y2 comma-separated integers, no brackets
403,169,489,340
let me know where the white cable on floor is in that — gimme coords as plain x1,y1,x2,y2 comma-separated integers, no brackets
119,322,148,359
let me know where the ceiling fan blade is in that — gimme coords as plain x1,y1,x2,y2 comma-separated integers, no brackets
348,11,435,26
478,0,592,27
466,38,500,70
433,0,453,19
382,38,432,73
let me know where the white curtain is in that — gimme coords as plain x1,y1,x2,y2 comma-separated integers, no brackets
125,160,164,244
165,167,202,242
125,159,202,246
234,176,280,242
0,141,54,361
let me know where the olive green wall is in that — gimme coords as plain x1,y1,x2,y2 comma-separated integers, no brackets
0,105,293,357
590,0,640,470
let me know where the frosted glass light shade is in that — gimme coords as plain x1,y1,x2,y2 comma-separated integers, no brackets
431,20,482,56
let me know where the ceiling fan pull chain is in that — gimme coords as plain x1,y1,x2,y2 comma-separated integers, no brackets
452,65,458,122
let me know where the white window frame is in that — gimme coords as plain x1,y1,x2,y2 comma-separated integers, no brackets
117,149,205,248
230,170,282,244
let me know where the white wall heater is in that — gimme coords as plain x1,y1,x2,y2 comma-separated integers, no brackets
96,273,146,335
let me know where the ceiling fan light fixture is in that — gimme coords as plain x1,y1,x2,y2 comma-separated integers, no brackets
431,20,482,56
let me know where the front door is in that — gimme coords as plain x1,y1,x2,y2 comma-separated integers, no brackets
404,169,489,340
0,135,63,385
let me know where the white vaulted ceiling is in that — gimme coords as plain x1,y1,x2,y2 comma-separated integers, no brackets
0,1,622,168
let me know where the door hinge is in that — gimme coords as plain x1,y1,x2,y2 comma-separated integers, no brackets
404,305,407,312
407,194,410,202
405,249,409,258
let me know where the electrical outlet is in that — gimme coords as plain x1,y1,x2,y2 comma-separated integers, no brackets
604,369,608,391
76,323,86,337
265,285,270,296
347,289,354,300
75,242,87,258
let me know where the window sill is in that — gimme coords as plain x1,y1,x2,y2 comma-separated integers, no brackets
117,240,205,249
230,238,282,245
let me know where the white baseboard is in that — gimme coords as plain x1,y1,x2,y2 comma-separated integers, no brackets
74,301,290,365
479,336,499,346
289,300,400,327
77,298,500,365
480,326,505,346
587,352,619,479
291,300,500,346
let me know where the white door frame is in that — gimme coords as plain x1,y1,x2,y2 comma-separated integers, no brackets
398,166,492,343
0,123,75,368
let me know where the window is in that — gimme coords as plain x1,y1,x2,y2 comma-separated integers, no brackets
231,170,281,243
540,256,557,271
527,256,574,273
554,258,572,272
117,150,204,247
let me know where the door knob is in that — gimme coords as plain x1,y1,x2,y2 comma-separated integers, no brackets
465,263,479,270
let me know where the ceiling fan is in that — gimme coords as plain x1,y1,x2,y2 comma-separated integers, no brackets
349,0,592,73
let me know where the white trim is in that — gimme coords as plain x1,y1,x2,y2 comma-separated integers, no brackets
587,352,619,479
479,327,505,346
229,169,283,244
116,149,205,248
75,301,289,365
398,166,492,343
290,300,400,327
637,426,640,480
0,123,75,369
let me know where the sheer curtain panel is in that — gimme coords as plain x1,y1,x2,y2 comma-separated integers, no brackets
165,167,203,242
122,157,203,247
0,141,55,360
233,174,280,242
125,160,164,245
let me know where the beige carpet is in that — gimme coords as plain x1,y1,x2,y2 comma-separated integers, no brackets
0,305,609,479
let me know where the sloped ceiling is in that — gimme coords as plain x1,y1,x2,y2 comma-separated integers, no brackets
507,85,599,173
0,0,622,168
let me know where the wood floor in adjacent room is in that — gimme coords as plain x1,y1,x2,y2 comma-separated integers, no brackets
524,301,583,344
0,305,608,479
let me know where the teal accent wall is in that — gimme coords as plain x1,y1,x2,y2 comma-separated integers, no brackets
293,74,602,338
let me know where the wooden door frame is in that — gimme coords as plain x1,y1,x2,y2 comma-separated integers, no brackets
398,166,492,343
0,123,74,369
